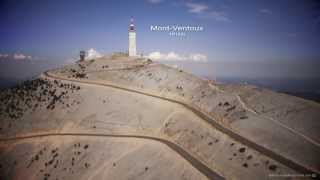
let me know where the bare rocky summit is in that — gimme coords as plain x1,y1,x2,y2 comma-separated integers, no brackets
1,55,319,180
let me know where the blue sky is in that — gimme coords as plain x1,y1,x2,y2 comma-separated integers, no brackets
0,0,320,79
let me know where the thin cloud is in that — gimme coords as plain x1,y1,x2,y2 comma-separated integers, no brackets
259,9,273,15
199,11,231,22
147,0,163,4
147,51,207,62
0,54,9,59
0,53,32,61
87,48,102,60
185,2,231,22
186,2,209,14
13,53,32,60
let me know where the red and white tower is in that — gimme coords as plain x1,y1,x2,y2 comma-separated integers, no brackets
128,17,137,56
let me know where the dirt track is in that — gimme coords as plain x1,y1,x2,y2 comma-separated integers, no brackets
0,132,223,180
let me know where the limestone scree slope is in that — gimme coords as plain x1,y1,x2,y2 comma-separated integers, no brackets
0,55,319,180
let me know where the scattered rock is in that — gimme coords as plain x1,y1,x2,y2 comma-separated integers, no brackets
84,145,89,149
239,147,246,153
224,102,230,106
269,164,277,171
226,105,236,112
85,162,90,168
243,163,248,168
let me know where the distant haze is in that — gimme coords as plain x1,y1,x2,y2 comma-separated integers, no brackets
162,60,320,79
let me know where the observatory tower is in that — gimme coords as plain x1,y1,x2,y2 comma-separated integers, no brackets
128,17,137,57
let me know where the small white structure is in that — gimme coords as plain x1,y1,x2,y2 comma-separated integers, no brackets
128,17,137,57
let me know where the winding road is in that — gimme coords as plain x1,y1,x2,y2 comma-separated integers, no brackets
1,69,317,179
40,71,319,176
0,132,223,180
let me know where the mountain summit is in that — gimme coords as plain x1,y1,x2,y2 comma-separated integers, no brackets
0,55,319,180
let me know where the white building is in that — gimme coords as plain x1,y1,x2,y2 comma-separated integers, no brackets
128,17,137,57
